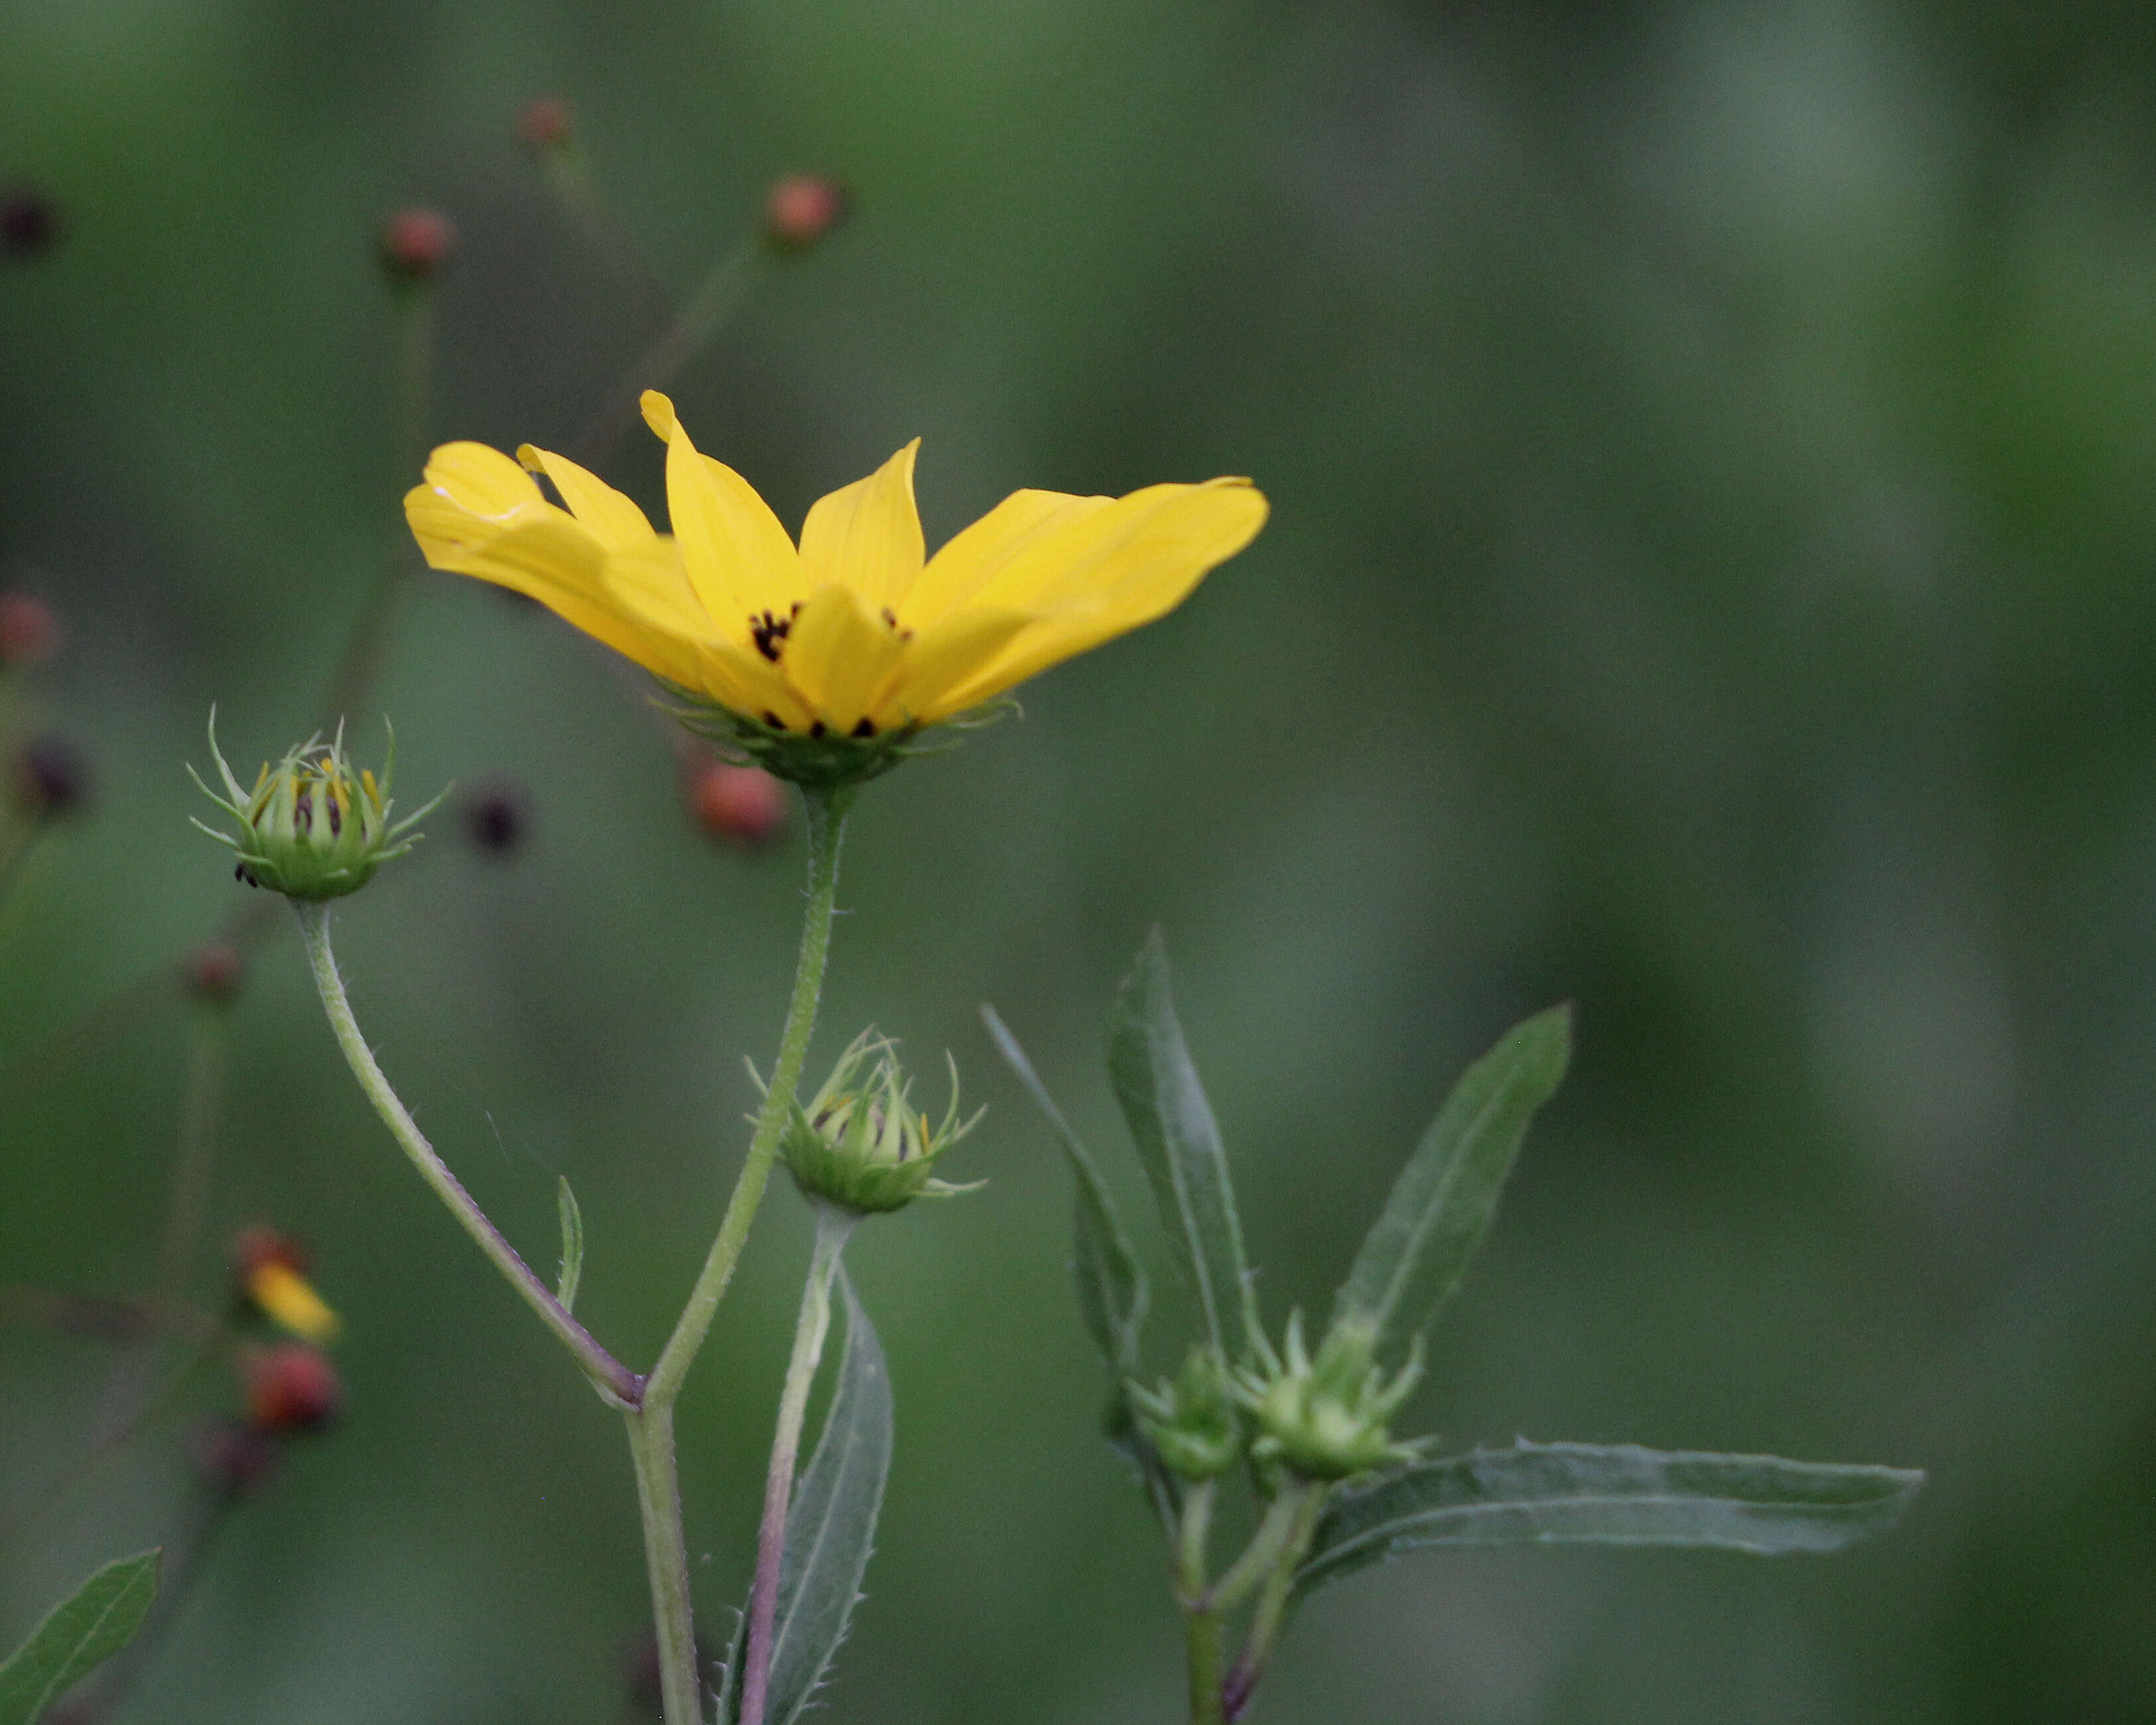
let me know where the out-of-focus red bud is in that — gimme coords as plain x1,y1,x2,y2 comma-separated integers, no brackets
184,941,246,1004
764,174,850,251
690,762,788,847
378,207,456,283
516,96,575,153
244,1343,343,1434
0,592,61,667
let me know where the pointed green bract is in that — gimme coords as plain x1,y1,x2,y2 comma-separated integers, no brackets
0,1549,161,1725
1107,932,1258,1362
1294,1442,1925,1602
554,1176,584,1314
722,1269,892,1725
1330,1005,1571,1351
982,1004,1147,1377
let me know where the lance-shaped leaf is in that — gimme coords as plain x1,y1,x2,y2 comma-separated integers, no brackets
1108,932,1256,1361
554,1176,584,1314
1331,1006,1571,1351
982,1004,1148,1378
0,1549,161,1725
722,1269,892,1725
1295,1442,1925,1602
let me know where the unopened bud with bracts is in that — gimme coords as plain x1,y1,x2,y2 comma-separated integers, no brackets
777,1030,982,1215
689,760,786,847
1236,1314,1424,1482
764,174,850,251
232,1227,340,1343
243,1342,342,1434
377,206,456,284
14,732,87,817
515,96,575,154
1131,1345,1245,1482
190,713,443,900
0,592,61,667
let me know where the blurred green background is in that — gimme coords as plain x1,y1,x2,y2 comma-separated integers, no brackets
5,1,2156,1719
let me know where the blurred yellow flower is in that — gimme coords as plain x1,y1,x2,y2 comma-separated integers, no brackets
405,391,1266,744
247,1260,342,1344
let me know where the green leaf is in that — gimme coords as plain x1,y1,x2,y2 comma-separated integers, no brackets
722,1268,892,1725
0,1549,161,1725
981,1004,1148,1378
555,1176,584,1315
1295,1443,1924,1602
1331,1006,1571,1350
1107,931,1256,1361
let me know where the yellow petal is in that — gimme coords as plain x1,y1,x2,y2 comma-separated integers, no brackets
249,1262,341,1343
779,583,910,735
695,635,820,732
421,441,549,519
902,488,1114,627
517,445,659,552
798,440,925,614
931,479,1267,710
642,391,803,628
886,607,1034,724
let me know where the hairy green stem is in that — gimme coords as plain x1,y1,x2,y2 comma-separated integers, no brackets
625,1402,705,1725
643,788,848,1409
1221,1481,1327,1722
295,899,639,1403
1176,1480,1225,1725
740,1203,856,1725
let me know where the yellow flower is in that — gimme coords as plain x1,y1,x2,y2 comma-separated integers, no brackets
246,1261,342,1344
405,391,1266,766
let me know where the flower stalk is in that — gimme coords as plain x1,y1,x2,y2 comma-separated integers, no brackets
294,899,639,1404
739,1202,857,1725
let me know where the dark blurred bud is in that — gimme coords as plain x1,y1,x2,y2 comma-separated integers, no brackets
0,592,61,667
377,207,456,283
191,1417,281,1497
690,762,787,847
184,940,245,1004
763,174,850,251
15,732,87,817
233,1225,310,1282
244,1342,342,1434
0,188,60,261
465,780,530,856
515,96,575,154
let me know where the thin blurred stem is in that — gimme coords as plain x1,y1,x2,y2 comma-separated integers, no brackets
624,1401,705,1725
537,144,669,318
0,819,45,922
739,1204,855,1725
318,277,434,730
152,1004,228,1308
572,240,770,468
295,898,639,1404
1221,1481,1326,1722
643,786,848,1409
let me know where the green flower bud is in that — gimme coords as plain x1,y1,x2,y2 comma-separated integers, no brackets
1130,1345,1245,1482
1236,1314,1425,1482
778,1030,982,1216
190,713,442,900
